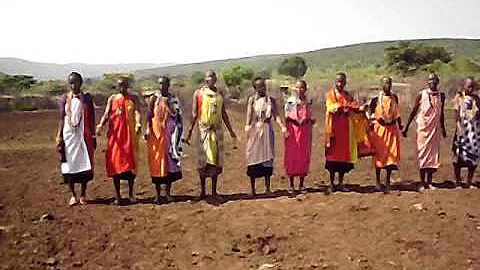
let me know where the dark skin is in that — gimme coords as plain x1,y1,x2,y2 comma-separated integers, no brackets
369,77,403,194
56,74,88,203
145,77,176,202
453,78,479,188
402,74,447,191
185,71,237,198
285,81,315,193
96,77,142,204
245,78,287,196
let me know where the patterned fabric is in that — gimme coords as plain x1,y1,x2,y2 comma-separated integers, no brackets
147,93,183,178
452,93,480,167
192,87,224,176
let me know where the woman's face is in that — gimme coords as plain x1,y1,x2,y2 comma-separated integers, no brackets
68,75,82,94
296,81,307,96
254,79,266,96
335,75,346,91
117,79,128,93
205,73,217,88
464,79,475,95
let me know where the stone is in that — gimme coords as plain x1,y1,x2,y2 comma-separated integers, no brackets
40,213,55,221
45,258,57,266
258,263,276,270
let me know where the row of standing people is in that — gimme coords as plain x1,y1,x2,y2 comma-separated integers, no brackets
56,71,479,206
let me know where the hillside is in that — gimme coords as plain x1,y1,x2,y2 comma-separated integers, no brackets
0,58,171,80
137,38,480,77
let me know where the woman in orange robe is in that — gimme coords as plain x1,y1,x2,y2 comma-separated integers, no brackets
369,77,403,194
324,72,359,193
97,76,141,205
145,76,183,203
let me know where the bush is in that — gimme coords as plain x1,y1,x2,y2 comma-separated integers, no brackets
278,56,308,78
384,42,452,76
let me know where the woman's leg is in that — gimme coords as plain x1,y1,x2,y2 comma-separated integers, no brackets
128,178,136,203
454,163,462,188
299,176,306,193
153,182,161,203
384,168,392,194
467,166,477,188
375,168,382,191
265,176,271,194
113,176,121,204
288,176,295,194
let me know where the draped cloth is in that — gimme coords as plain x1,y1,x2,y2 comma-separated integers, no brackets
147,93,183,181
59,93,96,182
370,93,401,169
106,93,139,177
324,87,371,173
415,89,443,169
284,95,313,177
193,87,224,177
452,92,480,167
245,95,275,178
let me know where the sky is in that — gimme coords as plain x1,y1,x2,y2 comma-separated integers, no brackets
1,0,479,65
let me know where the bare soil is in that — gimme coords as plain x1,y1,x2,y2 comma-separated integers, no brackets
0,106,479,270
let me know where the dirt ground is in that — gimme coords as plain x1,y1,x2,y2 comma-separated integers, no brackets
1,105,479,270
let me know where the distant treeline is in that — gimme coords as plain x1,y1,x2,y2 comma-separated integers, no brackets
1,41,479,102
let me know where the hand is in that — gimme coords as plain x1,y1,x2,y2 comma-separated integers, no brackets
244,125,251,133
144,129,150,141
185,131,192,145
281,126,289,138
96,124,103,136
135,124,142,135
55,136,63,146
368,123,375,131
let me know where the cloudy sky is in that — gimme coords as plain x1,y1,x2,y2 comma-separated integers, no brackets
1,0,479,64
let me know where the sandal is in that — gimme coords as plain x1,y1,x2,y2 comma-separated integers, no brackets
79,196,88,205
129,196,137,204
69,196,78,206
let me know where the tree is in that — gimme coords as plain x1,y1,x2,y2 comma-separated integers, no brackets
190,71,205,86
221,65,254,88
0,74,37,92
219,65,255,99
384,42,452,76
278,56,308,78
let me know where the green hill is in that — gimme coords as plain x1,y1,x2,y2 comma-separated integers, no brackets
136,38,480,77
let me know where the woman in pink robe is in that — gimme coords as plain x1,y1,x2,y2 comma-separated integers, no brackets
284,80,315,194
403,73,447,192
